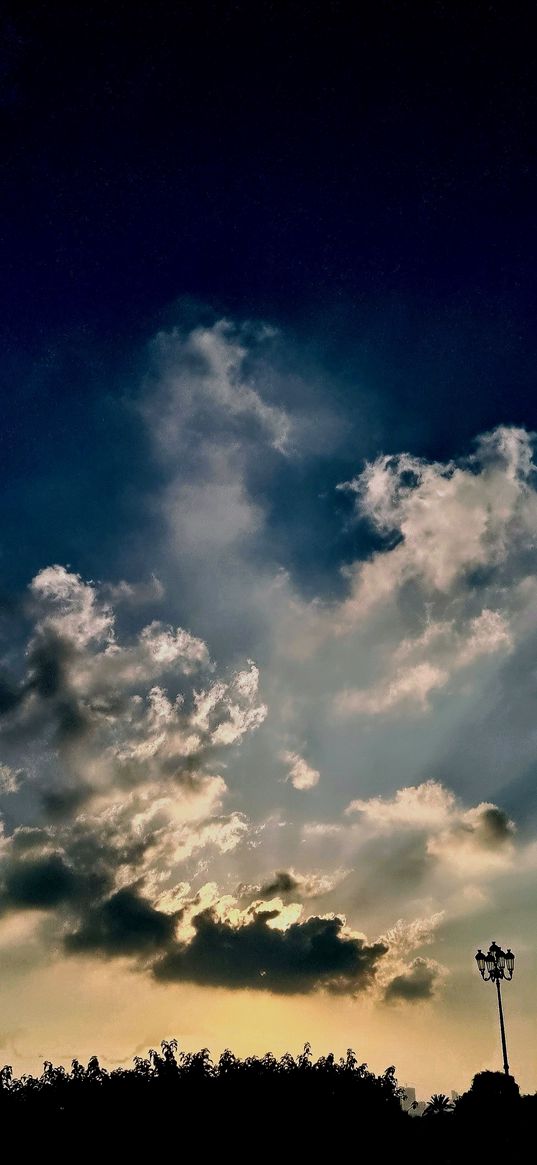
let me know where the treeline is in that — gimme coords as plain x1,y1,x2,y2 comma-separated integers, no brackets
0,1041,534,1159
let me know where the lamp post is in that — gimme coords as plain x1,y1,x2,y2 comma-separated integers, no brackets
475,941,515,1076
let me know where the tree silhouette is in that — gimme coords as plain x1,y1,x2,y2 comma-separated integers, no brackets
424,1092,453,1115
1,1037,536,1160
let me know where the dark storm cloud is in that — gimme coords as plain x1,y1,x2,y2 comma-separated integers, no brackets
2,854,77,909
259,870,300,897
64,888,178,957
473,807,514,848
40,784,94,821
8,824,130,874
63,826,149,877
153,908,387,994
0,629,97,754
27,631,75,699
0,853,107,912
26,631,97,744
384,958,439,1004
10,828,49,854
447,805,515,852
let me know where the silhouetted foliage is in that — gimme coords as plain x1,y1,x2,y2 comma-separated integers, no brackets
424,1092,453,1115
1,1044,535,1160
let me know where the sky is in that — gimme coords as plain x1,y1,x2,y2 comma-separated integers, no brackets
1,2,537,1096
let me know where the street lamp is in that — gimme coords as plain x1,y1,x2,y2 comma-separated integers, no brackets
475,941,515,1076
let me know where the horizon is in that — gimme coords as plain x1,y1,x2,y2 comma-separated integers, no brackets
0,1033,508,1104
1,2,537,1098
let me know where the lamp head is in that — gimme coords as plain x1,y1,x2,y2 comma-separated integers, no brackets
475,949,486,975
485,947,497,973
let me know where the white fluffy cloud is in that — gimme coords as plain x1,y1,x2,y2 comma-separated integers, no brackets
280,750,320,790
346,780,516,875
338,425,537,613
30,565,114,647
346,780,457,830
325,429,534,718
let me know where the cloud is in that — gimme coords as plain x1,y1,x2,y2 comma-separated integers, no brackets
253,867,349,900
0,786,249,930
346,780,456,830
0,566,270,979
376,913,448,1005
2,854,79,910
335,609,513,717
102,576,165,607
146,319,293,459
3,376,537,1024
345,780,516,877
0,824,398,1001
266,426,533,812
455,608,512,666
302,822,343,839
30,565,114,648
65,888,178,957
57,873,390,999
138,315,346,665
259,870,300,896
144,321,293,604
305,424,536,731
166,475,263,553
338,425,537,615
0,568,266,809
153,907,387,995
0,852,109,913
381,913,445,958
280,751,320,790
384,957,443,1004
0,764,20,794
336,662,448,716
296,781,520,940
427,804,516,874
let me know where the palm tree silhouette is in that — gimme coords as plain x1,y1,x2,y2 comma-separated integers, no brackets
424,1093,454,1115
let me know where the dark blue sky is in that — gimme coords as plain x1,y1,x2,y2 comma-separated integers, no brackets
2,1,537,593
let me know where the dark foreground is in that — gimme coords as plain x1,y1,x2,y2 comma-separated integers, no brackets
1,1041,534,1160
